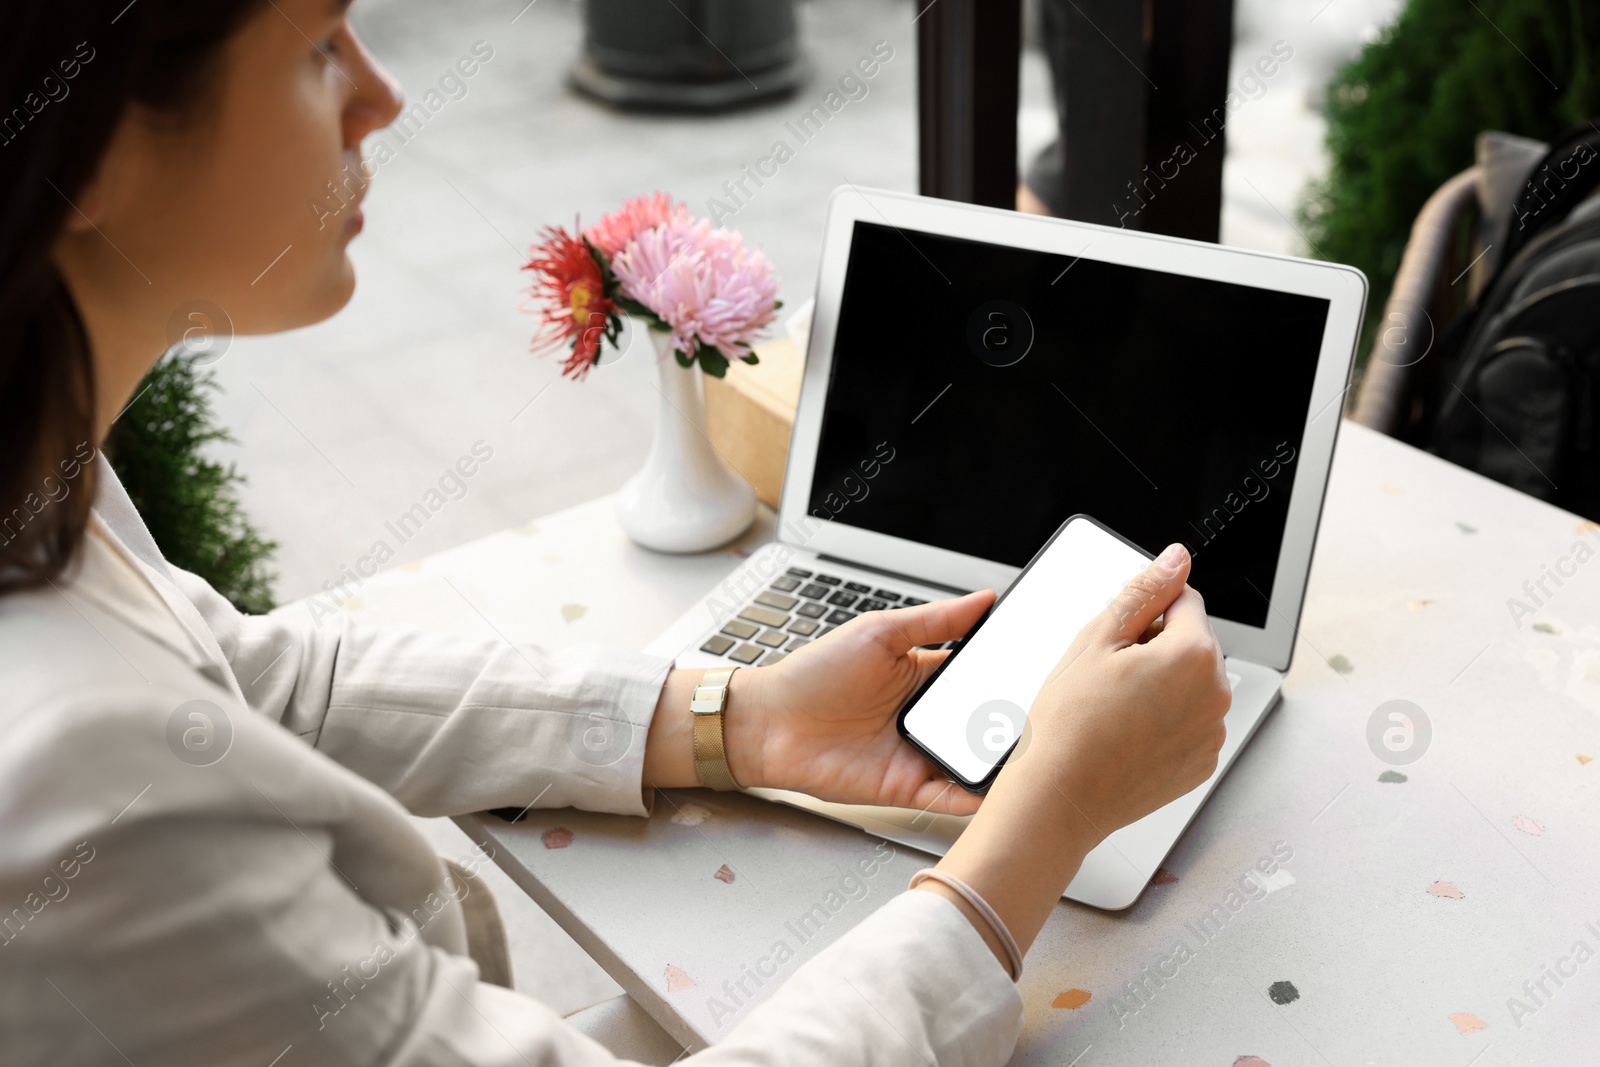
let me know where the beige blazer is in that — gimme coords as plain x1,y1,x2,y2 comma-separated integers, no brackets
0,458,1022,1066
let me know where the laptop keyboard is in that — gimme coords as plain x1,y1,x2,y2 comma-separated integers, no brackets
697,565,929,666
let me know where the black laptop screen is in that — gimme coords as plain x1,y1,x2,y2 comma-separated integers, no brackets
805,220,1332,629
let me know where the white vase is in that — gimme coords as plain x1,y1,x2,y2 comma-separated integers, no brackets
615,328,757,553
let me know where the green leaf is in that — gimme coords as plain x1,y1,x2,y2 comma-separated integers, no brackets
699,349,730,378
742,353,760,365
674,349,694,368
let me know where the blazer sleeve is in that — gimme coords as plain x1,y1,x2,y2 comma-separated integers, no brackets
167,564,675,818
408,890,1023,1067
3,690,1021,1067
693,889,1025,1066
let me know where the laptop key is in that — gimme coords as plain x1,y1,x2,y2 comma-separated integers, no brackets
798,582,830,600
786,618,820,636
813,574,842,586
901,596,927,606
814,626,835,639
756,628,788,648
843,581,872,593
755,590,799,611
826,609,856,625
796,601,827,619
856,598,888,612
770,576,801,592
826,591,858,607
699,634,735,656
758,651,787,666
873,589,902,601
738,605,789,628
784,637,811,652
720,619,759,640
729,643,764,664
785,567,813,578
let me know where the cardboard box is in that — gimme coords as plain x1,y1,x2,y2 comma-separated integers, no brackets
704,337,803,509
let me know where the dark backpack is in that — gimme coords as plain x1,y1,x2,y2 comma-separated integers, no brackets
1419,122,1600,519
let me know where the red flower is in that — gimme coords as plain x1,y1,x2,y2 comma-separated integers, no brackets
522,224,617,379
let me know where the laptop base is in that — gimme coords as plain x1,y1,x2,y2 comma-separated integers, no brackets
646,542,1284,910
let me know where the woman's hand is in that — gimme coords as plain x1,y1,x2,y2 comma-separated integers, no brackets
730,590,998,815
914,543,1232,970
1003,542,1231,833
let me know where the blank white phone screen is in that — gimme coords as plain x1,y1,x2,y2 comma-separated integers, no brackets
902,517,1153,786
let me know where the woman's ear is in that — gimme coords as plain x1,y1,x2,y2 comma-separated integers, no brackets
59,112,143,234
60,183,106,233
55,158,111,234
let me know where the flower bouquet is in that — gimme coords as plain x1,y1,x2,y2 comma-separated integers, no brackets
522,192,780,380
520,193,779,552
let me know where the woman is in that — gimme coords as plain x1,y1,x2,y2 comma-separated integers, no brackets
0,2,1231,1064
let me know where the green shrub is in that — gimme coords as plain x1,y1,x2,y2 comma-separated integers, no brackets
105,354,277,614
1299,0,1600,364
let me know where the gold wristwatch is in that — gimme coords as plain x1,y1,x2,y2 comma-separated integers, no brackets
690,666,743,791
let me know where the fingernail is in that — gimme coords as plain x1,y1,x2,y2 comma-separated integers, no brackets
1157,543,1187,572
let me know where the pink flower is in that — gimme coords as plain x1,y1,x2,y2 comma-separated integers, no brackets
610,218,779,363
583,191,692,259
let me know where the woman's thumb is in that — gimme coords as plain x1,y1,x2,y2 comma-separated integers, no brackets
873,588,995,651
1100,542,1191,644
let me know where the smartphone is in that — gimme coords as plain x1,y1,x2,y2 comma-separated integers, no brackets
896,514,1155,793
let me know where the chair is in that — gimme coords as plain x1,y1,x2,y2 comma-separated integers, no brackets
1351,131,1549,435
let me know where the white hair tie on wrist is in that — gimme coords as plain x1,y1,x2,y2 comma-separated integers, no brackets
909,867,1023,981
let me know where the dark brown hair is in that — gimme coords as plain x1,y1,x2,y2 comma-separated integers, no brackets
0,0,266,594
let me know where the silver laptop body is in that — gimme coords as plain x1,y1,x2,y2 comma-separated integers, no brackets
646,187,1365,909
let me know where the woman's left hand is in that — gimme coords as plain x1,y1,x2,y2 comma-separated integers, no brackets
733,590,996,816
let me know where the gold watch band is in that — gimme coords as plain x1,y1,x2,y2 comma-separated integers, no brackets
690,666,742,791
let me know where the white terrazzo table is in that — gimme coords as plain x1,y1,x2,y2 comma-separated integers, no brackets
333,421,1600,1065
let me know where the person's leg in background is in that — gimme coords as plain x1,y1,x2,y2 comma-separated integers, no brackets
1018,0,1068,215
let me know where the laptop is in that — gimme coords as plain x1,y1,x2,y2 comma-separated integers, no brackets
646,186,1366,909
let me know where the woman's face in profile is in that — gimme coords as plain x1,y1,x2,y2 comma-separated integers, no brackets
70,0,403,338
